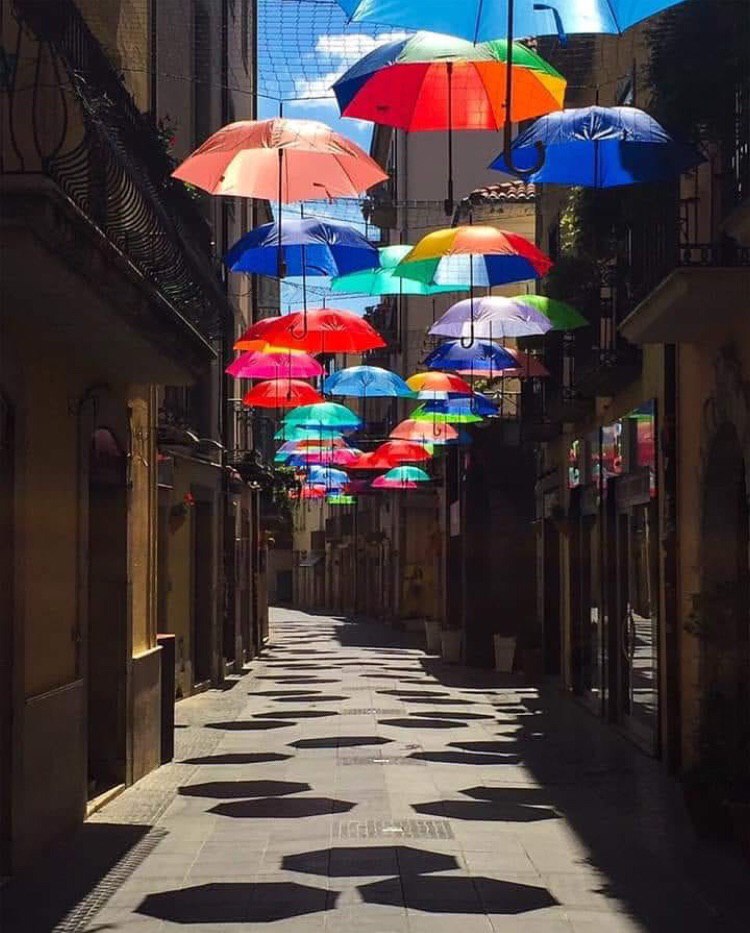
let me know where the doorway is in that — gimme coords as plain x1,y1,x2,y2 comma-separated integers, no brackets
0,393,14,875
87,428,128,799
699,423,750,783
191,496,213,685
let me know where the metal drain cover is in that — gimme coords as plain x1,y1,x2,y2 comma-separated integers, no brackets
334,819,454,840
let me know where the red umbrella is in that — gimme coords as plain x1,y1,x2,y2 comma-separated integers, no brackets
390,419,458,444
352,440,432,470
242,380,322,409
259,308,386,354
234,317,280,351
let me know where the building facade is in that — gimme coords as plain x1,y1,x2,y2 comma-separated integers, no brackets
0,0,266,873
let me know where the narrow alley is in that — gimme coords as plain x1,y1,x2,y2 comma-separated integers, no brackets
4,608,748,933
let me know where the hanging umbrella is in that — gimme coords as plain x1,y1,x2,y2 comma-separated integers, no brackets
481,347,551,379
331,245,464,296
291,447,363,467
258,308,386,354
242,380,322,409
274,424,345,442
307,466,350,489
390,419,458,445
279,437,346,451
420,395,498,418
429,295,553,341
291,485,328,500
490,106,703,187
328,493,357,505
334,1,689,42
411,402,484,424
424,340,517,373
323,366,415,398
333,32,565,211
233,317,282,351
372,465,432,489
225,217,379,277
284,402,362,431
226,349,323,379
172,117,387,200
395,226,552,288
510,294,588,331
406,372,473,395
351,440,433,471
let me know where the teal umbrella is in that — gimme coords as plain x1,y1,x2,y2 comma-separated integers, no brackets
331,245,465,296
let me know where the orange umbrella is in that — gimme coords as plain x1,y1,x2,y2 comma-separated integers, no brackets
172,118,388,201
390,419,458,444
242,380,322,409
406,372,473,394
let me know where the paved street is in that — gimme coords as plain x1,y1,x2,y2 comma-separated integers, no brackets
5,608,750,933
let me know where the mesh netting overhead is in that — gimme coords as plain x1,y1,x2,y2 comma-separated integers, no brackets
258,0,412,104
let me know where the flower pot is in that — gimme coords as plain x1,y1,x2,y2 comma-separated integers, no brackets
441,629,462,664
493,635,516,673
424,620,442,654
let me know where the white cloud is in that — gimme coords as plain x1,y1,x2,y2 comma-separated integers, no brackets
293,31,410,102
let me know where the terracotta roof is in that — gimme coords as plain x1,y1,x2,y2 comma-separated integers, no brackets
466,181,537,203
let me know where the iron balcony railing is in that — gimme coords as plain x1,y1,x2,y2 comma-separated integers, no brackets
7,0,230,335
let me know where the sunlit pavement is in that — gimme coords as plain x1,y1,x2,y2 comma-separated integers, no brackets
6,608,750,932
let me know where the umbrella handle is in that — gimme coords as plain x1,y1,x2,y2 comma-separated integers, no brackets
502,133,545,178
503,0,545,178
459,260,476,348
289,311,309,340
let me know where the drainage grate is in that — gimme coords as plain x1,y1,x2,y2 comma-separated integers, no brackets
338,708,402,715
52,828,168,932
340,755,426,766
334,818,453,839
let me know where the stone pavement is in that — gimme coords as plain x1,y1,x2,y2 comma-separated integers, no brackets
3,608,750,933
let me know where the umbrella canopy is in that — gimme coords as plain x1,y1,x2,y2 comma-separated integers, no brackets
411,402,484,424
420,395,498,417
172,117,387,200
424,340,517,372
490,106,702,187
284,402,362,431
257,308,386,355
390,419,458,445
395,226,552,288
279,437,346,451
335,1,688,42
274,425,345,442
372,465,432,489
242,380,322,409
483,347,551,379
225,217,379,277
328,493,357,505
333,33,565,130
291,485,327,500
406,372,473,395
233,317,282,351
331,245,464,296
352,440,432,471
226,349,323,379
510,294,588,330
324,365,415,398
307,466,350,489
287,447,363,467
429,295,553,340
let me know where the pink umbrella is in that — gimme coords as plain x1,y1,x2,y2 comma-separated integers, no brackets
172,118,387,201
226,349,323,379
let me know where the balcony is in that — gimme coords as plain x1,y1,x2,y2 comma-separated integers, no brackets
1,0,227,381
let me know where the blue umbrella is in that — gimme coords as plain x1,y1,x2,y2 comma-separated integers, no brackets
323,366,415,398
335,1,688,42
225,217,379,277
424,340,517,373
422,395,498,417
490,106,703,187
307,466,350,489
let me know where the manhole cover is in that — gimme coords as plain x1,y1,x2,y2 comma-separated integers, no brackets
334,819,453,839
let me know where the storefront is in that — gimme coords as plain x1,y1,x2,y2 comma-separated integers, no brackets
568,401,660,753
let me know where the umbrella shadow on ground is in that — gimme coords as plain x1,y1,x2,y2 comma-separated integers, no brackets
412,799,559,823
358,876,558,914
211,797,356,819
408,751,520,766
137,882,337,924
408,710,494,720
179,753,291,766
289,736,392,749
282,845,460,877
462,785,554,804
377,689,451,697
255,676,340,684
178,780,311,799
255,709,337,719
205,720,295,731
378,718,468,730
273,694,349,703
449,740,517,754
253,689,324,696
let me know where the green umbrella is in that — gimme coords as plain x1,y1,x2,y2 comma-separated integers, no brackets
283,402,362,430
411,403,483,425
511,294,588,330
328,493,356,505
331,245,466,297
274,425,345,442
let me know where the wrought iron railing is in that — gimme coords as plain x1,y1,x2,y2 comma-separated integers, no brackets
6,0,229,334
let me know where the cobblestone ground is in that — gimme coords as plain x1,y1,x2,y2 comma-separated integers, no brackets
4,608,750,932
